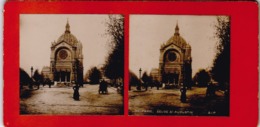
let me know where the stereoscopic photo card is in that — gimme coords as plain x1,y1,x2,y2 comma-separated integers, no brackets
3,1,258,127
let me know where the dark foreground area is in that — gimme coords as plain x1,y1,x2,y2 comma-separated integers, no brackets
129,86,229,116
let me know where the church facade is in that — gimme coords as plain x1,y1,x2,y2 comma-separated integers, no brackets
47,21,84,84
158,23,192,86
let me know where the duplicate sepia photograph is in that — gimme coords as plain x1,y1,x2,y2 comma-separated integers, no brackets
129,15,230,116
20,14,124,115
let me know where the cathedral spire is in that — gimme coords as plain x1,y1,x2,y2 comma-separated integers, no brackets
174,22,179,36
65,19,70,33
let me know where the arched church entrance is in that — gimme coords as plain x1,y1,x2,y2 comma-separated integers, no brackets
54,70,71,82
162,71,179,85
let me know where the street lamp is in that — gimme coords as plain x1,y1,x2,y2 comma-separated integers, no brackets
137,68,142,90
139,68,142,80
31,66,34,78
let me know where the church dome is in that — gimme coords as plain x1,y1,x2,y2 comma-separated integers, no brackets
57,33,78,45
164,23,188,49
57,20,79,45
166,35,187,48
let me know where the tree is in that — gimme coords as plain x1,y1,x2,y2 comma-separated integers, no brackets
87,67,102,84
211,16,230,87
103,15,124,83
32,69,43,84
193,69,210,87
141,71,152,84
129,70,139,89
32,69,43,89
75,59,84,86
84,72,89,83
20,68,32,89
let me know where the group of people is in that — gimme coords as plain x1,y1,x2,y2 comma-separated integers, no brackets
135,80,220,103
136,81,161,91
72,79,221,102
28,79,53,90
99,79,123,94
181,81,219,102
72,79,113,101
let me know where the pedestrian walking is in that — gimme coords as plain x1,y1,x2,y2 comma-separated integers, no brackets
180,87,187,102
73,85,80,100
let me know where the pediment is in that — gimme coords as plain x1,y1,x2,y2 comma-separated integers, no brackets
51,41,74,49
161,42,182,52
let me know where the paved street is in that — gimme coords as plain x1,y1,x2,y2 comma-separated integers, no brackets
20,84,123,115
129,86,229,116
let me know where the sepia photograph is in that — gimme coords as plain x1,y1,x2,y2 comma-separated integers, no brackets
4,1,258,127
19,14,124,115
129,15,230,116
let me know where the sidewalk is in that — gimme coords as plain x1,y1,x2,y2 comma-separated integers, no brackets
20,84,123,115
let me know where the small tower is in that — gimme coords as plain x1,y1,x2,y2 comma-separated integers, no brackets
65,19,70,33
174,23,180,36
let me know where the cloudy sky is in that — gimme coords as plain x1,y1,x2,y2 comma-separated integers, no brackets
130,15,222,76
20,14,112,75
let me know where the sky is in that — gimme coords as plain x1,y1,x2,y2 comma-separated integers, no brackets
20,14,224,77
130,15,222,77
20,14,112,75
